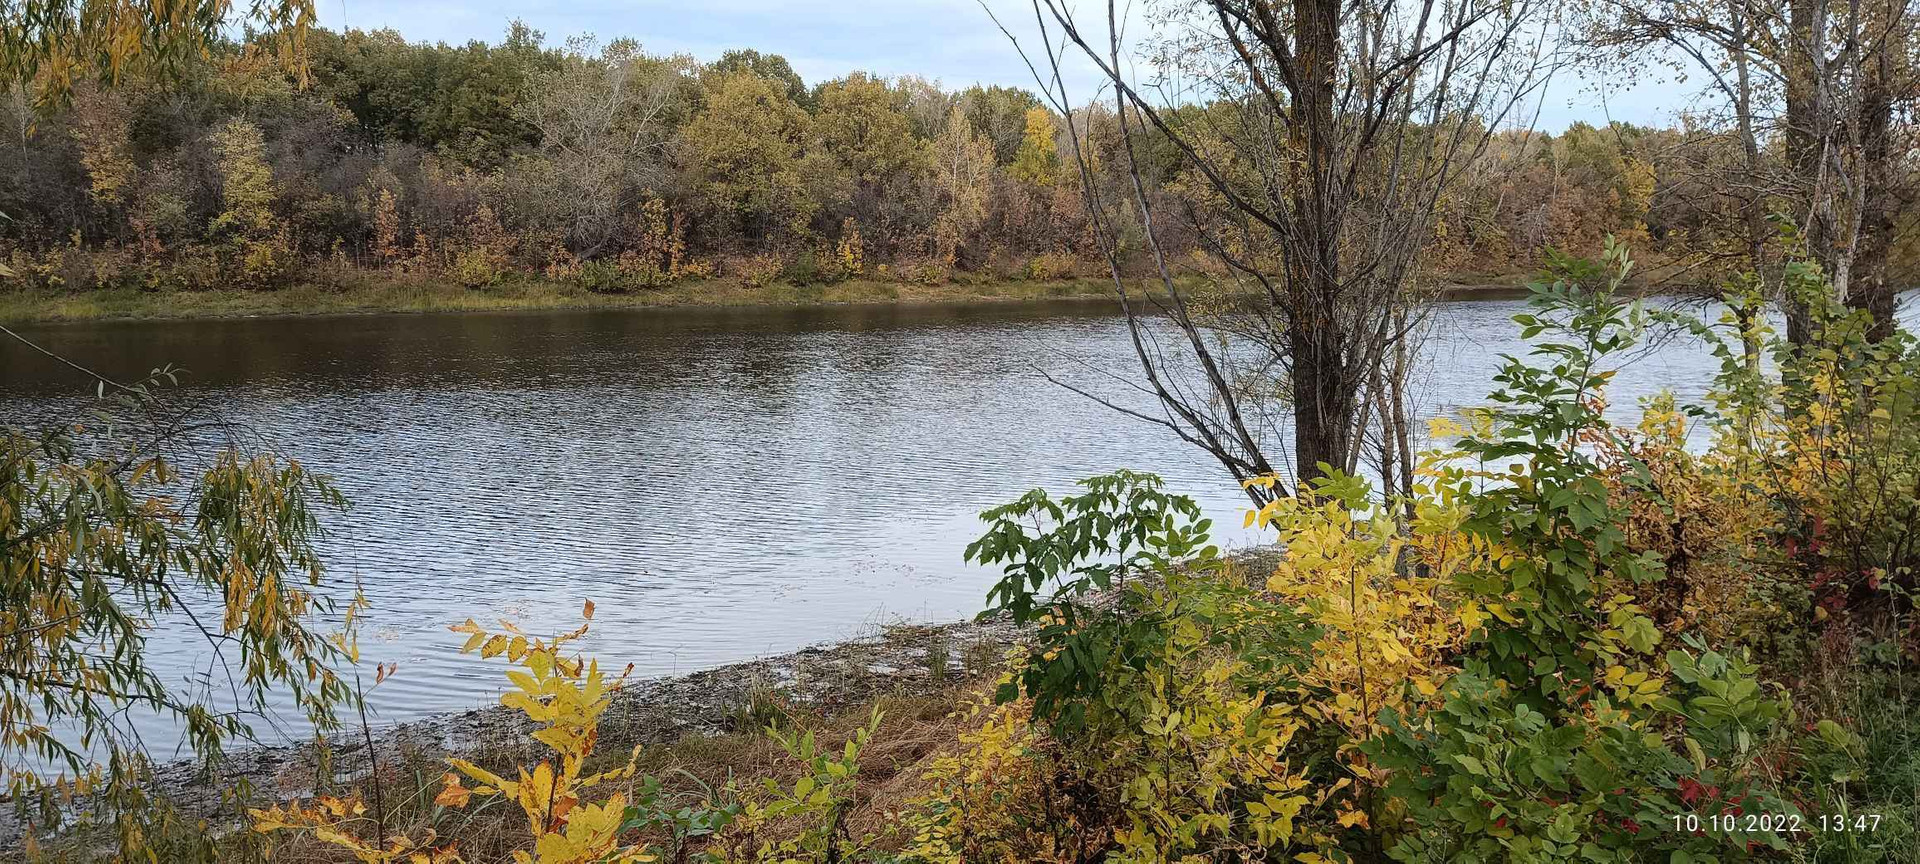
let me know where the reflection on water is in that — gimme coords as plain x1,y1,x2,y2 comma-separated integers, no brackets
0,295,1742,747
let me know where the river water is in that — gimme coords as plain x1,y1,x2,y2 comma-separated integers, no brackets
0,294,1751,749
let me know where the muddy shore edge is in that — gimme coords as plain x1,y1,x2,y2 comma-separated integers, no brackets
134,614,1025,835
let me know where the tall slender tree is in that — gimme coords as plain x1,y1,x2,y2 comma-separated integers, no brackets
994,0,1554,501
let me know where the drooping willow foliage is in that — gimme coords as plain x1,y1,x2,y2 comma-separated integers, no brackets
0,354,357,856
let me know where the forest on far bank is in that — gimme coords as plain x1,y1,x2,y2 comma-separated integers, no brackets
6,21,1901,298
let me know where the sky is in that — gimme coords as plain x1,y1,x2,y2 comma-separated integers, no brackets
320,0,1681,132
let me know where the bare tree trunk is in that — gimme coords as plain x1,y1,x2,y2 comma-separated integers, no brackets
1785,0,1828,345
1288,0,1352,488
1389,332,1416,506
1850,10,1899,341
1292,313,1356,484
1732,5,1772,366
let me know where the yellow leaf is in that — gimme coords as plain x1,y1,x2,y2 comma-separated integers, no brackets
516,761,558,834
502,690,555,722
563,798,626,854
313,826,369,852
533,831,579,864
448,758,514,797
435,773,472,809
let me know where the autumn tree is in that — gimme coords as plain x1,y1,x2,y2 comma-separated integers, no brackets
370,187,402,263
210,119,291,285
1585,0,1918,341
517,35,689,258
811,72,929,252
891,73,958,138
678,71,816,246
1008,106,1060,187
814,73,924,185
66,85,135,220
707,48,809,107
0,0,313,108
929,106,996,264
305,22,560,167
959,83,1043,164
1834,0,1915,340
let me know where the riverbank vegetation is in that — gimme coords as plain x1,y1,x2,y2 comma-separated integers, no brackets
0,273,1146,323
1,13,1908,318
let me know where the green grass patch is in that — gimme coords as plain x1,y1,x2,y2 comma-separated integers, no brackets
0,274,1138,324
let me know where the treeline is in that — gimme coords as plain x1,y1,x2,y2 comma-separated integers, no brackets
0,23,1878,293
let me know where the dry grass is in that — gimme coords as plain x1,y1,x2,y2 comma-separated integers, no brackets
0,266,1548,326
0,273,1134,324
250,687,982,863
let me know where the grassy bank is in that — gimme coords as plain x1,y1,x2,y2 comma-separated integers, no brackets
0,274,1142,324
0,269,1543,325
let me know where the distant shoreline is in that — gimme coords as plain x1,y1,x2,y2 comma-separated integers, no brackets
0,271,1533,325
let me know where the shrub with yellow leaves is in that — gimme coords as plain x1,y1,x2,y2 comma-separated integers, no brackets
898,692,1071,863
1671,258,1920,636
901,588,1318,864
1248,468,1478,832
1251,472,1471,725
962,470,1324,861
248,795,459,864
437,604,653,864
1093,632,1314,864
252,601,656,864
